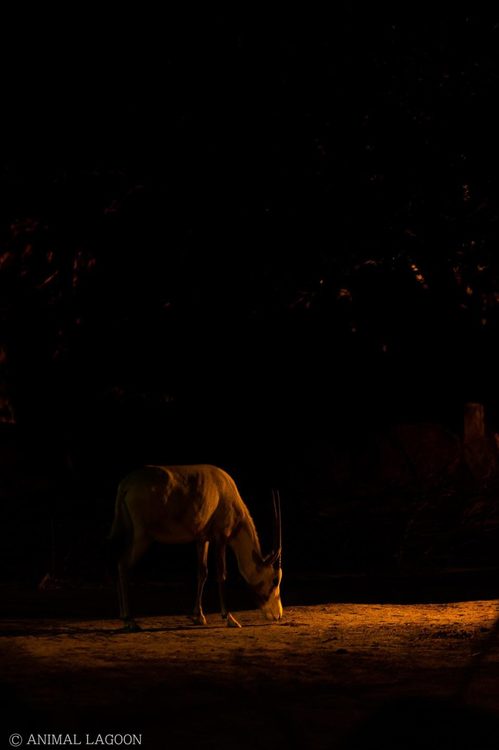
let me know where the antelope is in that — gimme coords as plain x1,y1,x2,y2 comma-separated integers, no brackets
109,464,283,630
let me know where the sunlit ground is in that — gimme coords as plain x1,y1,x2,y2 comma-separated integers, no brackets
2,600,499,748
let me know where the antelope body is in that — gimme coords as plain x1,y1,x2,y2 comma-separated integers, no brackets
109,464,283,630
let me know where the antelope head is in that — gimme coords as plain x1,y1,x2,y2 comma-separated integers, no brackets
253,489,283,621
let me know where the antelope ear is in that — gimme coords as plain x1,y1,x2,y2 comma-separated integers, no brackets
252,550,264,569
263,549,281,568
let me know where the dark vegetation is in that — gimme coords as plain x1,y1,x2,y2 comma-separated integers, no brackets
1,11,499,592
3,14,499,750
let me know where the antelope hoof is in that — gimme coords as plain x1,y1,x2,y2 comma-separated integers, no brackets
123,619,141,633
226,613,242,628
192,614,207,626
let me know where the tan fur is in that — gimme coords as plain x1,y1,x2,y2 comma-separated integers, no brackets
110,464,282,625
113,464,260,547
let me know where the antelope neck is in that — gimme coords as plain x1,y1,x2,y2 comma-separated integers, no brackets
229,520,264,587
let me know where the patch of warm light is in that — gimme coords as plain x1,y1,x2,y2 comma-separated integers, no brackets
311,599,499,631
466,286,473,296
410,262,426,286
0,252,12,269
37,271,59,289
338,288,352,299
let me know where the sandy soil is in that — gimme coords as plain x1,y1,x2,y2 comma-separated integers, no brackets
2,597,499,749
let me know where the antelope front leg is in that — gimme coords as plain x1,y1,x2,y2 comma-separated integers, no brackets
217,543,242,628
192,539,209,625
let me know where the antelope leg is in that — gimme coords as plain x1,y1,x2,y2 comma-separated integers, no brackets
217,543,242,628
226,612,242,628
192,539,209,625
118,562,141,632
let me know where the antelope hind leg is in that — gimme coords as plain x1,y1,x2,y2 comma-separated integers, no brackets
192,540,209,625
123,618,142,632
117,564,142,632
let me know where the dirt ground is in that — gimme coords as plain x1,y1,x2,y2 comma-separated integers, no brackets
2,588,499,750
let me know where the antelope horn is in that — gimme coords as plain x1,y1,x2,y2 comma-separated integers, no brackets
269,488,282,569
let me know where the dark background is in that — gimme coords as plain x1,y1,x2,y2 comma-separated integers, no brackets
2,9,499,594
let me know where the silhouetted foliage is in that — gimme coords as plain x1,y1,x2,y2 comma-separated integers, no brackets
2,11,499,580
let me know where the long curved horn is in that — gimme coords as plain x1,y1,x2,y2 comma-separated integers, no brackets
271,488,282,569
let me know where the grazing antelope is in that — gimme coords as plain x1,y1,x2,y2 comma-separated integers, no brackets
109,464,283,630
